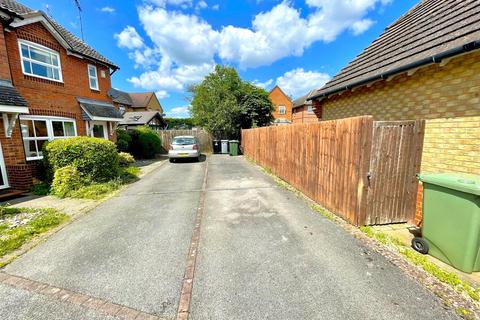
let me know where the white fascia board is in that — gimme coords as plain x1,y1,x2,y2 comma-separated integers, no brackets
0,105,29,114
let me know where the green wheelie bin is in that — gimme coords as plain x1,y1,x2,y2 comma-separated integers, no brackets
229,140,239,156
413,173,480,273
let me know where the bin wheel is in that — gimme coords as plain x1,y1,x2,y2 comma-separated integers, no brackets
412,237,429,254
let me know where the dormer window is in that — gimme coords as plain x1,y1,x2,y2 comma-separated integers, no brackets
18,40,62,82
88,64,99,90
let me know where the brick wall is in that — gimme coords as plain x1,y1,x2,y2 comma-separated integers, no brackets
269,86,293,122
315,50,480,224
0,27,11,81
0,22,118,189
5,22,114,137
292,105,319,124
319,50,480,175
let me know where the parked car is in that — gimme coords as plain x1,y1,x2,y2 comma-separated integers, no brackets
168,136,200,162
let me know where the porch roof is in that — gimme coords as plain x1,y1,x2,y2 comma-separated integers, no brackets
77,97,123,122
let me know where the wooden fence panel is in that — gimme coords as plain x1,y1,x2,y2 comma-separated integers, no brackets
158,129,213,154
241,117,424,226
365,121,425,225
242,116,373,225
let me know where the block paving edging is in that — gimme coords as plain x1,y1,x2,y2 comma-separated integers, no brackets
176,161,209,320
0,272,164,320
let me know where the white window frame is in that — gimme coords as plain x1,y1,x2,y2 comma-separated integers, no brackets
0,142,9,190
90,121,108,139
18,39,63,83
278,105,286,115
20,115,77,161
307,105,314,113
88,64,99,90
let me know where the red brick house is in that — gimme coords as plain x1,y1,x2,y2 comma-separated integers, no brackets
292,92,318,124
268,86,292,125
0,0,122,191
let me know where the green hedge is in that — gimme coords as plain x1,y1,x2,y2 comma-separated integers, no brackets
120,126,162,159
43,136,119,183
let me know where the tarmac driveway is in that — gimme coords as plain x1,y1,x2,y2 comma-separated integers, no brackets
0,155,458,320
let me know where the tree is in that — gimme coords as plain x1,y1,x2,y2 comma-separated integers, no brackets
189,65,273,138
164,118,194,129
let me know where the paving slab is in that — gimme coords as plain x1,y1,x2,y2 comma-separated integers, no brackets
0,283,120,320
190,155,459,320
4,160,206,319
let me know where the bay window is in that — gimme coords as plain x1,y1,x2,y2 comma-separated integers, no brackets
18,40,62,82
20,116,77,160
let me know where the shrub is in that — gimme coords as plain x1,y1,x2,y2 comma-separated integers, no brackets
70,181,121,200
43,137,119,183
128,126,162,159
116,129,131,152
51,165,87,198
118,152,135,167
30,182,50,196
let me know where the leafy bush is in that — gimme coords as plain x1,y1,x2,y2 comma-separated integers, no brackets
51,165,87,198
116,129,131,152
30,182,50,196
128,126,162,159
43,137,119,183
118,166,140,184
118,152,135,167
70,181,121,200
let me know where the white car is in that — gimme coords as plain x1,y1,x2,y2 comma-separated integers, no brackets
168,136,200,162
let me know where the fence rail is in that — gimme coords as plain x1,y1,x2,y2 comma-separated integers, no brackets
242,116,424,226
158,129,213,154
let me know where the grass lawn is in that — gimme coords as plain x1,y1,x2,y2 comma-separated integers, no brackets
0,207,69,263
69,166,141,200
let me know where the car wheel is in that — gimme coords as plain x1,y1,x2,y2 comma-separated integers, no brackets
169,158,175,163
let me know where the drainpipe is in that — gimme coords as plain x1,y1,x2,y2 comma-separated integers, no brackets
308,41,480,101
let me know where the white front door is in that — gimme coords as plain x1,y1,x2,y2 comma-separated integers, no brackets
92,121,108,139
0,143,9,189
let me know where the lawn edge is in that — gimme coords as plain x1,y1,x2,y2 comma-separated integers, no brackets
244,155,480,320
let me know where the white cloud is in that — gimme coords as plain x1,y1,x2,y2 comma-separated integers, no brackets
128,60,214,95
252,79,273,89
156,90,170,99
100,6,115,13
276,68,330,98
114,26,144,49
350,19,375,35
148,0,192,8
168,106,191,118
117,0,388,96
138,6,219,65
212,4,219,10
196,0,208,10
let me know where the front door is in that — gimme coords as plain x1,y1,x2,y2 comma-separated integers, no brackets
92,121,108,139
0,143,9,189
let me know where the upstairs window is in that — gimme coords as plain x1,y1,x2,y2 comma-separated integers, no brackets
278,105,286,115
307,105,314,113
19,40,62,82
88,64,99,90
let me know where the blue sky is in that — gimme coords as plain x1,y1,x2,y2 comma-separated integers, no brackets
22,0,418,117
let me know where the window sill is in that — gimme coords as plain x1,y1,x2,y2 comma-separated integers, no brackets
90,88,100,93
26,156,43,161
22,72,63,84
